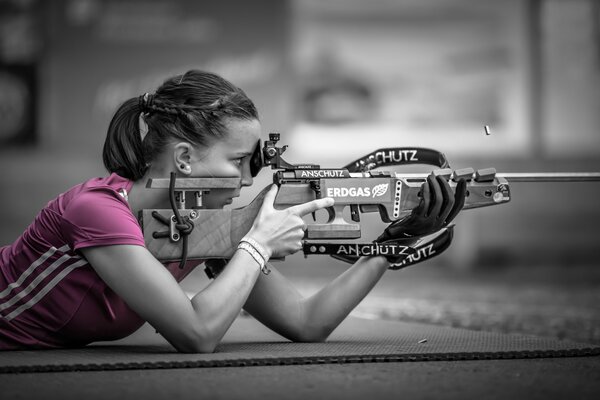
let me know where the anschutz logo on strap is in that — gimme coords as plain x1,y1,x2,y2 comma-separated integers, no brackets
335,243,411,256
389,243,436,268
374,149,419,163
326,183,389,198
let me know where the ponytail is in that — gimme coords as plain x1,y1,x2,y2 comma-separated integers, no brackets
102,97,148,181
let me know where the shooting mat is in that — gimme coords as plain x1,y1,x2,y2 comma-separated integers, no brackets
1,316,598,373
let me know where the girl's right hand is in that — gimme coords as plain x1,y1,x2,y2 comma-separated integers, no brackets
247,185,334,258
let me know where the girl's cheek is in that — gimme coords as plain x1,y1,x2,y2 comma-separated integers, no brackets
210,163,242,177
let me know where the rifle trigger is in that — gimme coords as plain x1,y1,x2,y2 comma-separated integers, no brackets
311,211,317,222
350,204,360,222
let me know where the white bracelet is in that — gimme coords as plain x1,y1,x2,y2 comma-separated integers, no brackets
240,236,271,262
237,240,271,275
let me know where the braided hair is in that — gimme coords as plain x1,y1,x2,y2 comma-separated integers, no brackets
102,70,259,181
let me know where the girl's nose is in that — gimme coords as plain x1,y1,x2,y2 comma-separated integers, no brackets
241,163,253,187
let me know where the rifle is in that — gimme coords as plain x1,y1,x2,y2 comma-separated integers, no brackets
141,133,600,268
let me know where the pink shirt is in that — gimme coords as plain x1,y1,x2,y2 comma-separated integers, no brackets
0,173,201,350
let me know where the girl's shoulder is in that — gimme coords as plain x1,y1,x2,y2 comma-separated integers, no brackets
58,173,133,208
56,173,144,251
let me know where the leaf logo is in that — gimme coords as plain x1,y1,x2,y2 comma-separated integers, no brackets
371,183,389,197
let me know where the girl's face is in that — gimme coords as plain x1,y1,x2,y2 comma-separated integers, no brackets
187,118,262,208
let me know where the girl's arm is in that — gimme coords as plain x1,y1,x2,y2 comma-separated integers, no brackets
243,256,390,342
82,244,261,353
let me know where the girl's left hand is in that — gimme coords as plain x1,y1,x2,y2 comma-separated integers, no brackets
377,173,467,241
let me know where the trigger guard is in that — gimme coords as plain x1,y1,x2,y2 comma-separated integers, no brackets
326,205,337,223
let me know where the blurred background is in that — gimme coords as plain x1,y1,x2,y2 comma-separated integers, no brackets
0,0,599,343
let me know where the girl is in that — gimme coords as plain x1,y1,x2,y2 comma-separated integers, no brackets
0,70,464,352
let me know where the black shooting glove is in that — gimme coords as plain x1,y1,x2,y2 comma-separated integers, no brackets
377,173,467,242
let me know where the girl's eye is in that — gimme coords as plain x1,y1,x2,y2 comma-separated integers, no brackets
232,158,244,167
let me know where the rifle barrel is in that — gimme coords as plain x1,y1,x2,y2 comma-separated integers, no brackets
497,172,600,182
394,172,600,182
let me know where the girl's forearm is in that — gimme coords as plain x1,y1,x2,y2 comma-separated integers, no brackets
302,256,390,339
188,250,261,348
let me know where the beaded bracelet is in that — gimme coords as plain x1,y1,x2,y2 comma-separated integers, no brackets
238,237,271,275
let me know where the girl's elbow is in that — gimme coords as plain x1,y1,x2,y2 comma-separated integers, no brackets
290,325,333,343
171,325,220,354
296,333,329,343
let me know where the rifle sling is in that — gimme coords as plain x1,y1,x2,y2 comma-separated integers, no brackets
328,226,454,270
343,147,450,172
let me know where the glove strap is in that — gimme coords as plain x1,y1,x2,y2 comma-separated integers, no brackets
387,226,454,270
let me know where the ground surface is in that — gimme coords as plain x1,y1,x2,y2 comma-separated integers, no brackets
2,357,599,400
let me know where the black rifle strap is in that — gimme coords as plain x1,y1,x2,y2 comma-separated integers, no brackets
343,147,450,172
328,226,454,270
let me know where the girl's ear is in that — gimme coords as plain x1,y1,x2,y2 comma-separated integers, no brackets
173,142,193,175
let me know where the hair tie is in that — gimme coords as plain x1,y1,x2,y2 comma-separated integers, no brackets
138,92,155,112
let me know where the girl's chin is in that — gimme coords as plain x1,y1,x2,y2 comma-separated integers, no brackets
219,198,233,207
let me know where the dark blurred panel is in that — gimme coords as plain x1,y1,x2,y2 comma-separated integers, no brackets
0,0,43,146
0,64,36,145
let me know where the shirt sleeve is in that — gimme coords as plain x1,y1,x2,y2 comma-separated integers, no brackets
61,188,146,251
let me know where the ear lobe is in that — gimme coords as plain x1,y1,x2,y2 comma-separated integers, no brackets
173,142,193,174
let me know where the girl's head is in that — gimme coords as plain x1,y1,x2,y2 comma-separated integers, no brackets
102,70,261,206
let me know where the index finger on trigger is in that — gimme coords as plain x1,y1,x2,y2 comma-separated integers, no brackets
290,197,335,217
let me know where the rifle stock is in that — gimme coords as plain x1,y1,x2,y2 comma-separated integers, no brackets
142,187,268,262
